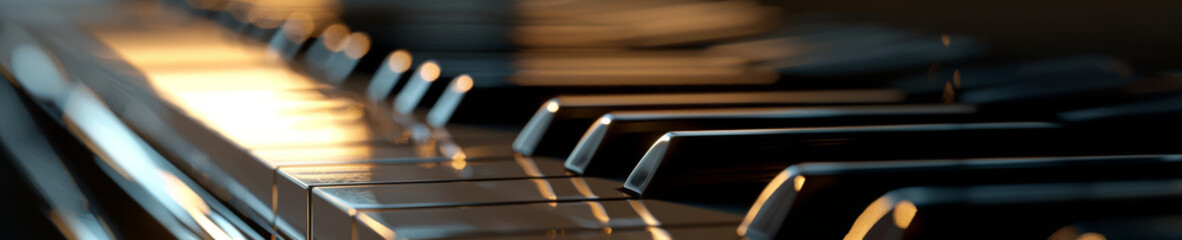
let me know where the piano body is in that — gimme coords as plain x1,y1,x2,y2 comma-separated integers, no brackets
1,0,1182,239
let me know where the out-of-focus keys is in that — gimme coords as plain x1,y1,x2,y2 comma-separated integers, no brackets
267,13,315,62
894,56,1135,109
416,72,890,159
1060,93,1182,126
353,199,743,240
393,60,442,115
342,0,780,50
403,50,792,128
323,31,369,85
738,155,1182,240
303,24,350,75
566,104,989,178
365,49,413,101
312,178,632,240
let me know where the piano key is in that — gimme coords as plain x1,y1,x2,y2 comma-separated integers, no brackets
435,225,741,240
408,50,780,86
566,104,994,178
398,50,785,108
394,50,940,147
343,0,780,50
323,31,369,86
428,125,522,159
365,49,413,102
626,118,1182,205
241,12,282,42
738,155,1182,240
709,24,978,79
894,56,1136,109
1060,94,1182,125
895,56,1130,95
425,74,476,128
210,8,246,30
61,79,261,239
266,13,315,62
352,199,743,240
0,66,116,239
510,51,779,86
961,75,1137,114
414,74,885,157
393,60,442,115
513,1,781,49
57,17,443,232
341,0,516,51
249,143,430,164
425,81,908,158
7,40,75,107
429,123,523,156
1050,215,1182,240
415,72,795,130
512,89,906,158
853,179,1182,240
302,24,351,80
234,0,338,43
273,156,570,240
311,178,631,240
624,122,1072,205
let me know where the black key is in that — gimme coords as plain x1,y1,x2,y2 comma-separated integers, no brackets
364,49,414,102
624,122,1053,205
739,155,1182,240
323,32,370,86
513,89,906,158
1048,214,1182,240
1060,94,1182,126
392,60,443,116
853,179,1182,240
567,104,1002,178
625,121,1182,207
266,14,316,62
302,24,352,81
894,56,1136,112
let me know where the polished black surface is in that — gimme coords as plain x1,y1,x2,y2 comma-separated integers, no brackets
353,199,743,240
567,104,995,178
624,121,1182,207
862,179,1182,240
515,89,905,158
741,155,1182,240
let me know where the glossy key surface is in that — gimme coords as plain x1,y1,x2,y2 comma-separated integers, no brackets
354,199,744,240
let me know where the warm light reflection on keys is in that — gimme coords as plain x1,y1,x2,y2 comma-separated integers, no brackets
142,68,321,91
93,22,382,161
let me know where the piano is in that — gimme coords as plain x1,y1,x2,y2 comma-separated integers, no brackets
1,0,1181,239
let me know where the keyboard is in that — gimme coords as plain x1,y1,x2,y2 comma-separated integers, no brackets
2,0,1182,239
